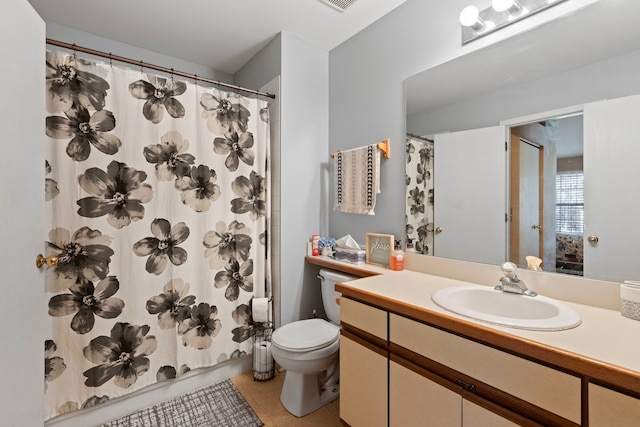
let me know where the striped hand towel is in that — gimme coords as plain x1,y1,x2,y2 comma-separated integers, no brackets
334,145,380,215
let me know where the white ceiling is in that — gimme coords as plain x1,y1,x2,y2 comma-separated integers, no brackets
27,0,407,75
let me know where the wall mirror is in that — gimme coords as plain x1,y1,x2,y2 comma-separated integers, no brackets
405,0,640,283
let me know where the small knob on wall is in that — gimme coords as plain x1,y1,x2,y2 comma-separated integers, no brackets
36,254,58,269
435,227,443,234
587,235,599,245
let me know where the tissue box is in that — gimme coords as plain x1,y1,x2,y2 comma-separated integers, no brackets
334,248,366,264
621,282,640,321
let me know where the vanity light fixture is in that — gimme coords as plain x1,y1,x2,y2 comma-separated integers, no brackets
460,0,568,44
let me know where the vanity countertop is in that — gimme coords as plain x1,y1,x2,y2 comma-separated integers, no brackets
306,255,640,394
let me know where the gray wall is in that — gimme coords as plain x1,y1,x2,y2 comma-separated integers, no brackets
235,34,282,89
278,33,329,324
327,0,597,246
236,33,330,327
327,0,494,245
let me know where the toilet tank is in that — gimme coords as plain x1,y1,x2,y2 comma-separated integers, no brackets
319,268,359,324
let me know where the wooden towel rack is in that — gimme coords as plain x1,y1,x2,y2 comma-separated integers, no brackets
330,139,390,159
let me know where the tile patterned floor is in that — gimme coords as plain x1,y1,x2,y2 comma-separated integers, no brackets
231,370,342,427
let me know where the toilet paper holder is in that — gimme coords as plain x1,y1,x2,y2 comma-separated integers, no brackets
252,321,274,381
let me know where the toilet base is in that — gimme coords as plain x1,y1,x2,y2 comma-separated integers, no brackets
280,370,340,417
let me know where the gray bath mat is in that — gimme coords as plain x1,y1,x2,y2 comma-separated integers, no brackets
101,379,264,427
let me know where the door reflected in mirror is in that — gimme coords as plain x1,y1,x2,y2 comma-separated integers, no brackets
508,115,584,276
406,114,586,278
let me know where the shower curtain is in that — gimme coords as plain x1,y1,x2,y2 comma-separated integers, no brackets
405,135,434,255
43,51,270,420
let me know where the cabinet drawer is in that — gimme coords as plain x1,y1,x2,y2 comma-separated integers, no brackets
589,383,640,426
340,297,387,340
390,314,581,423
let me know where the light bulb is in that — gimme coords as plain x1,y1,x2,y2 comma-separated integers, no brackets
459,6,478,26
459,5,483,30
492,0,513,11
492,0,522,14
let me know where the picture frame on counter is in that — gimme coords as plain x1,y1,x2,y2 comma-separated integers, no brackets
365,233,394,267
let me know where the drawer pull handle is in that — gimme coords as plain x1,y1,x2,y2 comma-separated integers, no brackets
454,378,476,391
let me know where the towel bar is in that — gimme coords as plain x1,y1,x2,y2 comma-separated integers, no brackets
330,138,390,159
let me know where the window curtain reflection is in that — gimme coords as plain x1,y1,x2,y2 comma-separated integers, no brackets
405,135,434,255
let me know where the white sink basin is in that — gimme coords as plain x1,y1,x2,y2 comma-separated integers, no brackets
431,285,581,331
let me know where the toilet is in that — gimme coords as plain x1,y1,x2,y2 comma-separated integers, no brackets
271,268,358,417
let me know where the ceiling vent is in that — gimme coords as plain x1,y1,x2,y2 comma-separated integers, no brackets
319,0,357,12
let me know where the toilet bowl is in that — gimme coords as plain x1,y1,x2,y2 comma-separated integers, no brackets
270,268,358,417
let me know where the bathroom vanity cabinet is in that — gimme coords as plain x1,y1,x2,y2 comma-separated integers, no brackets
340,297,577,426
304,256,640,426
338,293,640,426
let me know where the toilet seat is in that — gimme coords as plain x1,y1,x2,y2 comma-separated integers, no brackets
272,319,339,352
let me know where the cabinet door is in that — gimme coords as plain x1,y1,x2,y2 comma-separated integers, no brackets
340,334,388,427
589,383,640,427
390,359,461,427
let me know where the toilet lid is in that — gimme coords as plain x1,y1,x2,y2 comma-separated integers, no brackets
272,319,339,352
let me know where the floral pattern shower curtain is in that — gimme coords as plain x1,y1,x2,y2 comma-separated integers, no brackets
43,51,270,420
406,136,434,255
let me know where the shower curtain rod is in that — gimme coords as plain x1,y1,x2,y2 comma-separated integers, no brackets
406,133,434,143
46,38,276,99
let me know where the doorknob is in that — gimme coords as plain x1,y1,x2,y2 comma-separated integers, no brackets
587,235,599,245
36,254,58,269
435,227,443,234
531,225,542,230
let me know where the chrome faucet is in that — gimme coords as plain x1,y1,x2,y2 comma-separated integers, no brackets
495,262,537,297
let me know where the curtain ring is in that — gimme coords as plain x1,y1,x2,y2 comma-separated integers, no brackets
71,43,77,60
139,60,144,75
194,74,198,86
108,53,113,67
170,68,174,82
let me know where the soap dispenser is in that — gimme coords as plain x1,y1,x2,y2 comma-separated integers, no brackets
405,238,415,254
525,256,542,271
391,239,405,271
